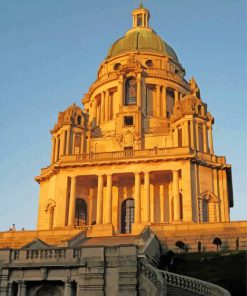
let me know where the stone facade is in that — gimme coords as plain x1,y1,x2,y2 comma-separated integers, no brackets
0,4,246,296
35,5,233,236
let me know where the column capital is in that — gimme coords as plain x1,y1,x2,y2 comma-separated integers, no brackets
134,171,141,176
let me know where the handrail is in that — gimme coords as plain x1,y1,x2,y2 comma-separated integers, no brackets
140,261,166,296
140,261,231,296
160,269,231,296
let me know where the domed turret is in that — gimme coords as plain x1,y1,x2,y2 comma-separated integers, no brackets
107,5,178,62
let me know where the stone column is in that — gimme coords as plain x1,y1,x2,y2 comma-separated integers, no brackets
64,280,72,296
54,136,58,162
196,122,199,151
66,129,71,155
72,131,76,154
190,120,195,149
101,93,105,122
60,130,66,156
51,137,56,163
106,174,112,224
144,172,150,222
156,85,161,117
17,281,26,296
105,90,109,121
80,132,85,154
134,172,141,223
97,104,100,125
203,123,208,153
118,75,124,107
92,99,97,120
162,86,167,117
68,176,76,227
208,125,214,154
7,283,13,296
173,170,180,222
137,72,142,107
183,121,189,146
160,185,165,223
96,175,103,224
174,89,179,103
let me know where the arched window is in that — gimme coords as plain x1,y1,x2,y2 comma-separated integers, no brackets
121,198,135,233
77,116,81,125
75,198,87,226
125,77,137,105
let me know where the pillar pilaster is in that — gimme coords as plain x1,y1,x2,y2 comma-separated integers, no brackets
144,171,150,222
101,93,105,122
156,85,161,117
51,136,56,163
162,86,167,117
134,172,141,223
173,170,180,222
196,122,199,150
174,90,179,103
183,121,189,146
68,176,76,227
17,281,26,296
66,129,71,155
106,174,112,224
208,124,214,154
118,75,124,107
60,130,66,157
64,280,72,296
105,90,109,121
190,120,195,149
7,282,13,296
137,72,142,107
96,175,103,224
203,123,208,152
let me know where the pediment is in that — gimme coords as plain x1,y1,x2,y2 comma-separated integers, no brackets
21,238,50,250
199,190,219,202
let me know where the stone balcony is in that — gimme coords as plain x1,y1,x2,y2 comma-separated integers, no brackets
40,147,227,175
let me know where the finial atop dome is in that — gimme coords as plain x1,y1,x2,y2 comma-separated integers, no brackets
139,0,144,8
132,3,150,28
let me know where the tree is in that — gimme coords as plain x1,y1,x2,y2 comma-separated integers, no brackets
175,240,187,253
213,237,222,251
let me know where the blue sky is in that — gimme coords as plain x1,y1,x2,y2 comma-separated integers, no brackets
0,0,246,230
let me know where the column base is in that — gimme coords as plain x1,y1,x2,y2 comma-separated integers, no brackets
131,223,147,235
87,224,114,237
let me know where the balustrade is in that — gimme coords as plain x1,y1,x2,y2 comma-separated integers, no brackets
140,261,231,296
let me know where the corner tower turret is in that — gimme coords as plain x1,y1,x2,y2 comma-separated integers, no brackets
50,103,87,163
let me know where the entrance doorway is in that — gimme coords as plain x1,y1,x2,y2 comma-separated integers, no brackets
75,198,87,226
121,198,135,233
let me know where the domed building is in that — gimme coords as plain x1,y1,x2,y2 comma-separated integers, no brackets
36,4,232,234
0,4,246,296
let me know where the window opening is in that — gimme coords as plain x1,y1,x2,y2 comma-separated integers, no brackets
124,116,134,126
125,78,137,105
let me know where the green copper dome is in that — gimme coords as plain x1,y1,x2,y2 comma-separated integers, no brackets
107,28,178,62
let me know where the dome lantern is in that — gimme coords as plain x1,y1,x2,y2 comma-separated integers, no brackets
132,3,150,28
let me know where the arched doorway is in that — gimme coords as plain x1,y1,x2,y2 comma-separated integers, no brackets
75,198,87,226
121,198,135,233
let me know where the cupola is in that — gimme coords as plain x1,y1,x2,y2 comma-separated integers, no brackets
132,3,150,28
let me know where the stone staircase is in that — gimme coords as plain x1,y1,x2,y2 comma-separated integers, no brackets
139,261,231,296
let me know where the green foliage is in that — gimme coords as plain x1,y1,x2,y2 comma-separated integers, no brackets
213,237,222,251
